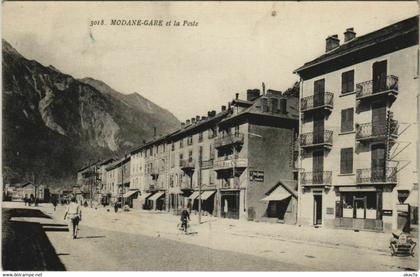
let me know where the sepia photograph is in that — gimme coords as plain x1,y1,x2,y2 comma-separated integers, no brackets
1,1,419,273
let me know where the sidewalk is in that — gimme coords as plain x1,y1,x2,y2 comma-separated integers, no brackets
46,203,416,255
14,202,418,271
79,206,402,253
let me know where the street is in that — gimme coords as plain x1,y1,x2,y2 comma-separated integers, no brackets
2,201,418,271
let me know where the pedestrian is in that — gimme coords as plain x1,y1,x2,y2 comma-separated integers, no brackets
180,206,190,234
24,195,28,206
51,198,58,211
114,202,118,213
63,197,82,239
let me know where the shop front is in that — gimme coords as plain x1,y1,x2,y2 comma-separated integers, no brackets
335,188,383,231
220,190,240,219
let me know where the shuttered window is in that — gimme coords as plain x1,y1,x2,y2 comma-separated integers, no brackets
341,108,354,133
340,148,353,174
341,70,354,93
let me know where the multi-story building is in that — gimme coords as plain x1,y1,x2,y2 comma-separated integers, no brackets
214,90,299,221
97,158,116,205
294,16,418,232
105,155,132,206
166,108,228,215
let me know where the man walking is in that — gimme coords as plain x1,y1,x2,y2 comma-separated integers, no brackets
64,197,82,239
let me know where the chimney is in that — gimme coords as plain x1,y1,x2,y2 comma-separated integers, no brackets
247,89,260,101
207,111,211,117
235,93,239,100
221,105,226,111
202,116,207,120
153,127,157,137
326,34,340,52
181,122,185,128
192,118,196,124
196,115,200,122
211,110,216,117
344,28,356,42
186,119,191,125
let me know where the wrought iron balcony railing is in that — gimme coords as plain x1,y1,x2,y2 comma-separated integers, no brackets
300,130,333,149
356,120,398,142
200,159,214,169
356,75,398,100
214,133,244,149
301,92,334,112
180,159,195,170
300,171,332,187
214,154,248,170
356,167,397,184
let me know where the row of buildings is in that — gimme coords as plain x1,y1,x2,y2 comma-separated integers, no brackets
77,16,419,233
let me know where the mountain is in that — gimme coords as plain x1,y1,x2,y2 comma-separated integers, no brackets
2,39,180,187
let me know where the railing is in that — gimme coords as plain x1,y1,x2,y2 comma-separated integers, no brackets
221,179,240,189
214,154,248,169
356,120,398,141
300,171,332,186
214,133,244,149
180,159,195,169
300,130,333,147
201,159,214,169
356,75,398,99
356,167,397,184
301,92,334,112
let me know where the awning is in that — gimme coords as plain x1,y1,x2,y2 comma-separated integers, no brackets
138,192,152,202
338,186,377,192
405,191,418,207
199,190,216,200
148,191,165,201
261,185,291,202
188,191,201,200
123,190,138,198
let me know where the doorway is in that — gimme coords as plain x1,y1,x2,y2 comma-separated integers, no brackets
371,144,386,182
314,194,323,225
371,102,386,136
314,79,325,107
313,150,324,184
313,113,325,144
372,60,387,93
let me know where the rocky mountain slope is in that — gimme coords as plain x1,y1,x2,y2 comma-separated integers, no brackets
2,39,179,187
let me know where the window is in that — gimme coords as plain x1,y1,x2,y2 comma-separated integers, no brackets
234,126,240,135
188,150,193,162
271,98,279,113
341,70,354,94
187,136,193,145
261,98,269,112
179,153,183,165
341,108,354,132
171,142,175,151
180,139,184,148
280,98,287,114
340,148,353,174
198,132,203,142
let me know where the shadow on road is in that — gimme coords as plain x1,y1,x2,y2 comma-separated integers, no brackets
2,208,66,271
77,235,106,239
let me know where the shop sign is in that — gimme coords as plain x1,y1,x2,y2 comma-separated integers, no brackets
326,207,334,215
382,209,393,216
396,204,409,212
249,171,264,182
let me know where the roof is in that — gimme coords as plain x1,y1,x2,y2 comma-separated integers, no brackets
77,160,101,172
219,93,299,127
295,16,418,77
105,156,130,171
169,110,229,141
266,180,298,199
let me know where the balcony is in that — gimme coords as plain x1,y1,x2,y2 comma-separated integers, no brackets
180,159,195,171
356,75,398,101
356,167,397,185
150,169,159,179
356,120,398,143
201,159,214,169
300,130,333,150
214,133,244,149
221,179,240,190
147,184,156,191
213,155,248,171
300,171,332,187
301,92,334,113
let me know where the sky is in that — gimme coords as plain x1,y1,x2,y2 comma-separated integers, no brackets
2,2,418,120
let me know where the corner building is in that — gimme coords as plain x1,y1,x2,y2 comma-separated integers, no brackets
295,16,419,232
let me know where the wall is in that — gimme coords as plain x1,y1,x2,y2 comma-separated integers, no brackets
247,123,295,221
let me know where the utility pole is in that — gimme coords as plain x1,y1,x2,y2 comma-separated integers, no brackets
198,156,202,224
121,159,124,208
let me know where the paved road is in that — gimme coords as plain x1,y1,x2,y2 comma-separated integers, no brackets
2,205,312,271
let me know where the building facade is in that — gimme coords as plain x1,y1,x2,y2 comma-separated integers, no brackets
295,16,419,232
